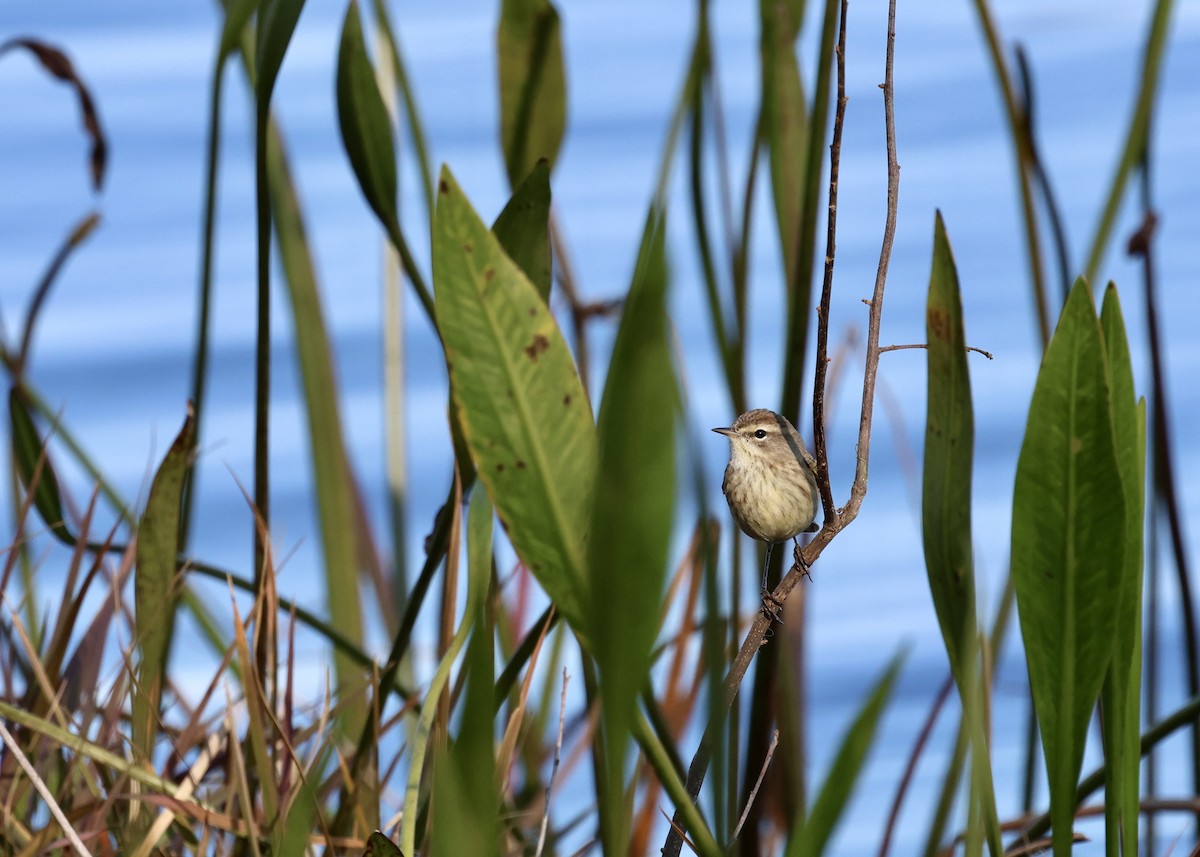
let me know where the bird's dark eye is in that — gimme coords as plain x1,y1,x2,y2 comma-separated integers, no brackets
754,429,767,439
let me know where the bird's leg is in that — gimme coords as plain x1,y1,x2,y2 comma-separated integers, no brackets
794,539,813,581
760,542,785,622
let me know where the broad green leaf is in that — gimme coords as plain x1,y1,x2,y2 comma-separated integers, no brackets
921,213,1001,857
255,0,305,106
1011,278,1126,856
337,0,400,239
588,210,676,852
433,166,595,629
9,385,67,536
497,0,566,186
922,211,976,681
1098,283,1145,857
132,404,195,764
432,489,499,857
491,160,553,302
786,651,905,857
268,125,368,740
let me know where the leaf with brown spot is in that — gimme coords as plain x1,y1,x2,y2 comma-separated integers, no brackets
433,166,594,628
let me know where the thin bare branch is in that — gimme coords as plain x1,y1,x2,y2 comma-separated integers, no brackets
880,342,994,360
663,0,901,852
732,729,780,842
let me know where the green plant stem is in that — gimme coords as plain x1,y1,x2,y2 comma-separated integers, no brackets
633,711,722,857
253,104,272,683
1131,159,1200,827
370,0,435,224
1082,0,1175,283
181,50,227,551
968,0,1049,348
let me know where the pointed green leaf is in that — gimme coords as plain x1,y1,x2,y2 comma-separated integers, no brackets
1098,283,1145,857
786,651,905,857
921,213,1002,857
267,125,368,738
255,0,306,106
1011,277,1126,856
337,0,400,239
9,385,67,537
922,211,976,681
133,404,195,761
433,166,595,629
491,160,553,302
497,0,566,186
588,210,675,851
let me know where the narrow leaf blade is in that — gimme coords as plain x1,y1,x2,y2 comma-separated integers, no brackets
588,210,676,850
132,404,195,761
1098,283,1145,857
337,0,400,238
8,385,67,536
787,652,906,857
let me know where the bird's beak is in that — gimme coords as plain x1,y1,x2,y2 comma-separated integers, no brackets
712,426,735,437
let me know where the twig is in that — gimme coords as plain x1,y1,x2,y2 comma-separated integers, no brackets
1130,166,1200,825
535,668,571,857
0,718,94,856
662,0,901,852
732,729,779,842
879,343,993,359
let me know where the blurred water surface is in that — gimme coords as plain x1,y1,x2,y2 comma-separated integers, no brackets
2,0,1200,852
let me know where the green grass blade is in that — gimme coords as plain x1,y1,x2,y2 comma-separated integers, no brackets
402,486,489,856
786,651,905,857
497,0,566,186
433,166,595,629
337,0,400,241
132,404,196,763
370,0,436,223
1011,278,1126,855
632,711,723,857
1082,0,1176,283
266,124,368,735
432,489,499,857
490,160,552,302
587,210,676,852
1098,284,1145,856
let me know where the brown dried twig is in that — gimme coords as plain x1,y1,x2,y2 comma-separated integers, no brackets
662,0,901,851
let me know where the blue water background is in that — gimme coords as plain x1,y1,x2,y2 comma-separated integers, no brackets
3,0,1200,852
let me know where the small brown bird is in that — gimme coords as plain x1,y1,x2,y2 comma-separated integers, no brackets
713,409,820,592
